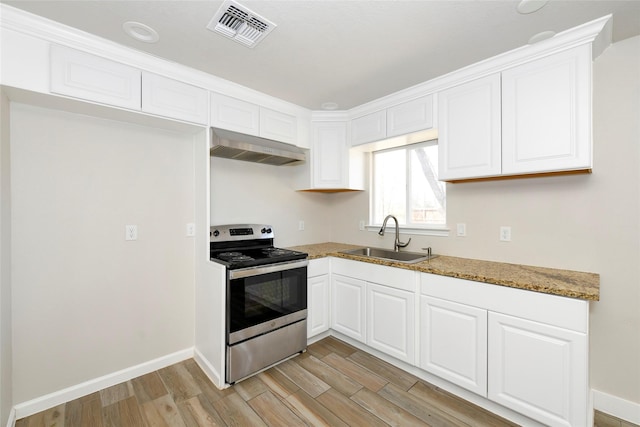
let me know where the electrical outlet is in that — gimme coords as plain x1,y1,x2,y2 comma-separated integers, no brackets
359,220,365,231
186,223,195,237
500,226,512,242
456,223,466,237
125,225,138,241
298,220,305,231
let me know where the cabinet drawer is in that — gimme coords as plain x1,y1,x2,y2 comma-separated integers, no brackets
332,257,416,292
50,45,141,110
308,257,330,277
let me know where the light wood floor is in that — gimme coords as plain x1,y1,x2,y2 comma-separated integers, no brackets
15,336,523,426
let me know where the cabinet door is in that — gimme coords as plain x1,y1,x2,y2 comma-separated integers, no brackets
367,283,415,364
331,274,366,342
351,110,386,146
307,274,330,338
387,94,435,138
210,93,260,136
312,121,350,189
420,296,487,396
260,107,297,145
502,45,591,175
488,312,588,427
50,45,141,110
438,74,501,180
141,72,208,124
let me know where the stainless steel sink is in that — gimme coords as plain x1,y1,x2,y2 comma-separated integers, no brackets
341,247,437,264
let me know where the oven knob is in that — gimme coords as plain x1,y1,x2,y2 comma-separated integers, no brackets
261,227,271,234
213,229,220,237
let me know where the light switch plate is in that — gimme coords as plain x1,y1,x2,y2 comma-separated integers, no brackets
125,225,138,241
456,223,466,237
186,223,195,237
500,226,512,241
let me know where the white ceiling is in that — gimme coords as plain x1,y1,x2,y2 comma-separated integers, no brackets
3,0,640,110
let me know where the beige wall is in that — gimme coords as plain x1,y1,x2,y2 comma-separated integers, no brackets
10,104,197,403
1,90,14,425
210,157,334,247
330,36,640,404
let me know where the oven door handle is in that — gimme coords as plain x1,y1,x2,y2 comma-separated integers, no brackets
229,259,308,279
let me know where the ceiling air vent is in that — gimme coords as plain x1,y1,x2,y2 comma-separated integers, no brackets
206,0,276,48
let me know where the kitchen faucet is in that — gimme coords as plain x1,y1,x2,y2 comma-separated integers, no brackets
378,215,411,252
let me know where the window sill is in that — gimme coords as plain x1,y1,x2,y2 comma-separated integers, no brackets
365,225,450,237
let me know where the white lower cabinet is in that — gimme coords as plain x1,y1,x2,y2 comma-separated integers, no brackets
307,258,330,338
420,272,589,427
331,274,367,342
419,296,487,396
488,312,588,427
367,283,415,364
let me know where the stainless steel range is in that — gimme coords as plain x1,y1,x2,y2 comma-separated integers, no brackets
210,224,308,383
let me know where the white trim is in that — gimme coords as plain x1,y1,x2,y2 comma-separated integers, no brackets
193,348,226,389
13,348,193,419
365,225,450,237
5,408,15,427
592,389,640,425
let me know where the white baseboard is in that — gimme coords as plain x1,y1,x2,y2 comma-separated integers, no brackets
193,348,225,389
593,389,640,425
5,408,15,427
13,347,193,420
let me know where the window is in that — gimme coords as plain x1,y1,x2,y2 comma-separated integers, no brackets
372,141,446,228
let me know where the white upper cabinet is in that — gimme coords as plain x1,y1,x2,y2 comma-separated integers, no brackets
438,74,502,181
438,45,592,181
387,94,435,138
502,45,592,175
350,94,436,147
304,120,365,191
210,92,300,145
210,93,260,136
50,45,141,110
260,107,297,145
351,110,387,146
312,121,349,188
141,72,208,125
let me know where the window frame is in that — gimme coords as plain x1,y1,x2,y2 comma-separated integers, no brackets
368,141,449,237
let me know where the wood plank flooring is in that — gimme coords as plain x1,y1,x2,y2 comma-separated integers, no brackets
15,336,522,426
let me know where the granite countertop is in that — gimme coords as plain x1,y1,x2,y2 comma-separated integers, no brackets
288,242,600,301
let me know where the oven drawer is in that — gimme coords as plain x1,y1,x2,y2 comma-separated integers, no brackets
227,319,307,383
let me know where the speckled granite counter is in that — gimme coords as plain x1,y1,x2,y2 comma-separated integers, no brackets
288,242,600,301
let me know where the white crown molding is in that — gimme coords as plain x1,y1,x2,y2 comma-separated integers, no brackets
0,3,310,116
348,14,612,119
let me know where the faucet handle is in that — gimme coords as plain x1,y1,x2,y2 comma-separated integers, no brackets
397,237,411,248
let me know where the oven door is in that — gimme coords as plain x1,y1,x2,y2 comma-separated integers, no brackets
227,260,307,345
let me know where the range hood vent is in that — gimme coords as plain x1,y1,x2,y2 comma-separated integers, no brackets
206,0,276,48
210,128,306,166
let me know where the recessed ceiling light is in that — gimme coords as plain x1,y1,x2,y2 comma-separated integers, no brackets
321,102,339,110
122,21,159,43
528,30,556,44
517,0,549,14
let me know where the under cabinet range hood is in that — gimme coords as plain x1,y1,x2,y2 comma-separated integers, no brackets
210,128,306,166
